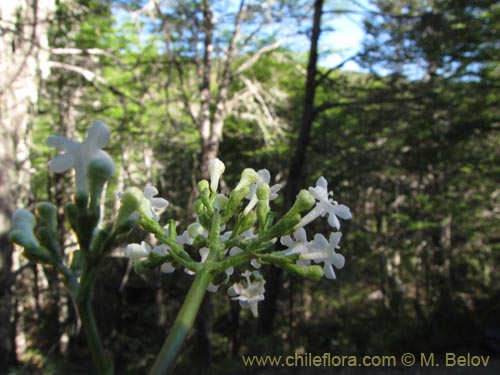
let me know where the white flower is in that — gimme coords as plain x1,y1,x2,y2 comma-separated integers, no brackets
143,186,169,221
298,176,351,229
228,270,266,317
244,169,281,214
280,227,312,267
46,120,115,193
208,158,225,192
124,241,151,262
305,232,345,280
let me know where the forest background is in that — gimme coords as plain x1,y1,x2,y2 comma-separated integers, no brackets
0,0,498,374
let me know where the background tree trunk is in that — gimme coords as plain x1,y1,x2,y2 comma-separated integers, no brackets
0,0,55,370
258,0,324,337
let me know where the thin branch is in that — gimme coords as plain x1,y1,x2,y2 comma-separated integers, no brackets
47,61,141,105
234,39,285,76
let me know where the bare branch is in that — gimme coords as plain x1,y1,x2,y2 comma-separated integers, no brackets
47,61,141,104
234,39,285,76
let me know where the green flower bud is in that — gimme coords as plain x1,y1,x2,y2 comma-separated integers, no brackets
236,211,257,235
37,227,62,261
256,183,271,201
289,189,315,215
36,203,57,233
21,245,54,264
74,191,88,210
10,209,39,250
88,158,115,212
114,187,143,230
234,168,258,191
283,264,324,281
198,179,209,193
221,187,249,223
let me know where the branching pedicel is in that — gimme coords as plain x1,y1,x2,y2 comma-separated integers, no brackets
9,121,351,375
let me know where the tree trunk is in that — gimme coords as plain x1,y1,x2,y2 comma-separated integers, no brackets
0,0,55,369
258,0,324,337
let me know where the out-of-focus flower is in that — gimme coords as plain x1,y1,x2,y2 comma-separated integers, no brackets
46,120,115,193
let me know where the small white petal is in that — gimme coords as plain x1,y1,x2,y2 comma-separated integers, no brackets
334,204,352,220
86,120,111,149
151,197,169,209
160,263,175,273
250,259,261,269
331,253,345,269
316,176,328,190
229,247,243,256
294,227,307,243
280,235,294,248
327,213,341,229
48,154,74,173
323,263,336,280
199,247,210,263
312,233,329,250
207,283,219,293
143,186,159,199
329,232,342,247
249,302,259,318
257,169,271,184
46,136,78,150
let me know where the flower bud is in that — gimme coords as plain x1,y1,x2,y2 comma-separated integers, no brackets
198,180,210,193
236,211,257,235
10,209,39,250
283,264,324,281
234,168,258,191
88,158,115,211
114,187,142,231
36,202,57,233
289,189,315,215
221,187,249,223
208,158,225,192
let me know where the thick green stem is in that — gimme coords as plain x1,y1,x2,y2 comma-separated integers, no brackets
76,298,113,375
149,268,213,375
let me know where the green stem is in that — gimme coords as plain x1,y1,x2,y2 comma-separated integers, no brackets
149,268,213,375
76,298,113,375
